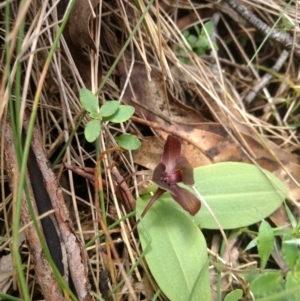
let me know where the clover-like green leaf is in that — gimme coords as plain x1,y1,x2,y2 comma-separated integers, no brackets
202,21,214,35
115,134,141,150
80,88,99,113
84,119,101,142
99,101,119,117
105,105,135,123
187,34,197,45
224,289,243,301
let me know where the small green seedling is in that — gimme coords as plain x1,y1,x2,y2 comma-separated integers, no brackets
79,88,141,150
242,204,300,300
177,21,219,63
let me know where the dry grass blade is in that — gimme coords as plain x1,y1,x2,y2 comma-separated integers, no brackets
1,0,299,300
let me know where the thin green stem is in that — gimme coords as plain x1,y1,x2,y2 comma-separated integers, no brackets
10,0,77,299
9,0,29,298
249,0,294,66
0,293,23,301
95,140,106,227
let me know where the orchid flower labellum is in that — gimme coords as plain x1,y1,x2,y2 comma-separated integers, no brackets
139,135,201,221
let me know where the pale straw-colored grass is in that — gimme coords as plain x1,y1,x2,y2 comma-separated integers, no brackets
1,0,299,300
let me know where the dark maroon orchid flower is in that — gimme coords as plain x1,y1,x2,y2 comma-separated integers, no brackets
139,135,201,221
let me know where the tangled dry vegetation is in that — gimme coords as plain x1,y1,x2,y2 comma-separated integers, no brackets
1,0,300,300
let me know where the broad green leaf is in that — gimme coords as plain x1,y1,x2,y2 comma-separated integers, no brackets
106,105,135,123
293,256,300,279
139,162,287,229
193,163,287,229
79,88,98,113
282,234,299,269
257,220,274,269
137,198,211,301
99,101,119,117
115,134,141,150
285,271,300,301
224,289,243,301
250,272,284,297
84,120,101,142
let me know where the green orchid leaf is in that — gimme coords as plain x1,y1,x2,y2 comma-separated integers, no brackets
115,134,141,150
84,120,101,143
99,101,119,117
137,198,211,301
79,88,99,113
257,220,274,269
193,163,287,229
105,105,135,123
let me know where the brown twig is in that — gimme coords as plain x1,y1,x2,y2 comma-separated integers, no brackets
65,162,136,213
64,163,95,182
224,0,300,58
131,115,207,155
23,112,94,301
110,166,136,212
2,120,66,301
245,50,289,104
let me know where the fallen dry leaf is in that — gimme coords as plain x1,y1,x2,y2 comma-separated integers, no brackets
67,0,98,54
0,235,25,295
132,136,163,170
0,254,14,295
57,0,101,88
118,57,205,124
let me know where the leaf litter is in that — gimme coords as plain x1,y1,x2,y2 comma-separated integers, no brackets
1,0,300,300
